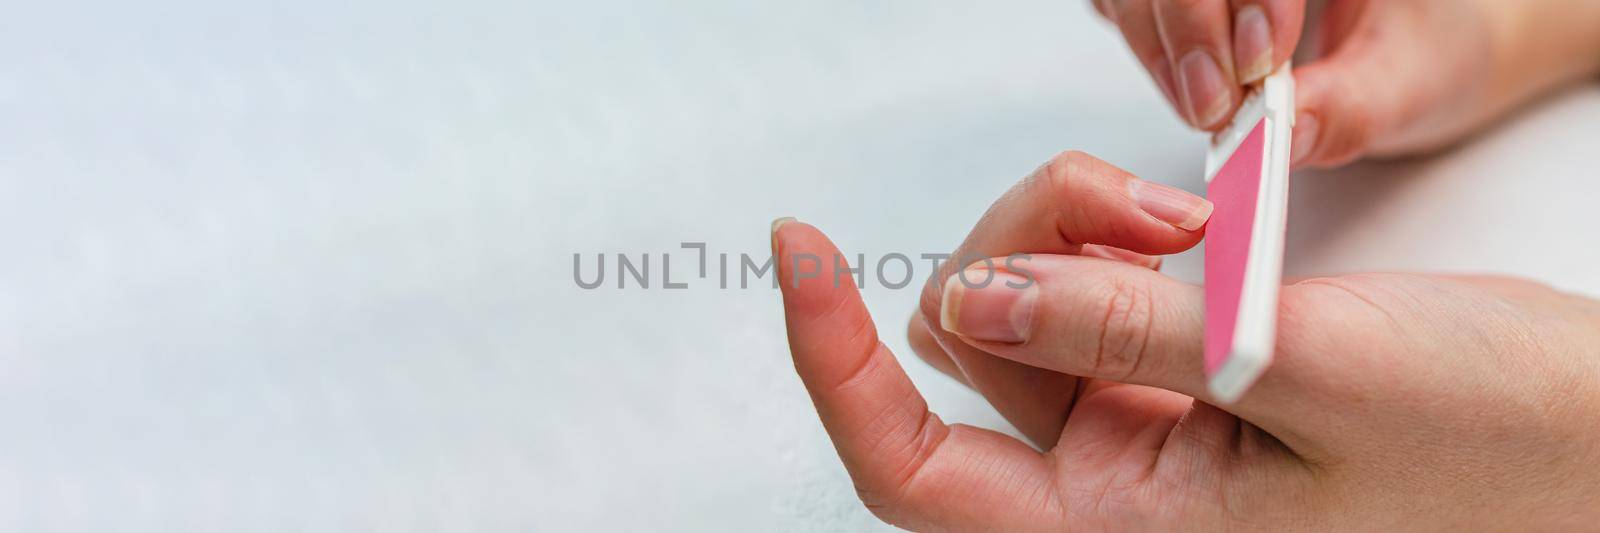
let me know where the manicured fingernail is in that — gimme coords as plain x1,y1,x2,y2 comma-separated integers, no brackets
1176,50,1231,128
1130,179,1212,231
1233,6,1273,83
770,216,795,254
939,270,1037,343
1290,113,1318,167
771,216,796,235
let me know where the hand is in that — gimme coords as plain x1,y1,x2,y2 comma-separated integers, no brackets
773,151,1600,530
1091,0,1304,130
1093,0,1600,168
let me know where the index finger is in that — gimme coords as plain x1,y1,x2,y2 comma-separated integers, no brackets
918,150,1211,331
914,151,1211,445
774,218,1066,530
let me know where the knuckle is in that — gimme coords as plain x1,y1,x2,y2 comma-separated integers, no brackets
1091,278,1156,381
853,411,949,528
1039,150,1105,216
1042,149,1094,190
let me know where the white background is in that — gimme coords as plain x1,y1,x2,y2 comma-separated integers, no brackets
3,1,1597,531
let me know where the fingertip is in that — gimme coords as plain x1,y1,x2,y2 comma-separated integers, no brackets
772,219,860,317
1039,152,1207,255
1266,0,1305,67
1232,4,1273,84
1150,0,1243,129
937,273,963,335
1128,178,1214,233
1291,65,1375,167
1236,0,1306,81
771,220,885,380
1175,49,1238,129
770,216,796,240
1289,111,1319,168
770,216,795,258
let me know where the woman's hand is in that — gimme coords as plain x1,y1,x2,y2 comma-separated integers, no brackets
1093,0,1600,168
773,151,1600,531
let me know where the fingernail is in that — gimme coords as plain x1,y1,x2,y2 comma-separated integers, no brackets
1130,179,1212,231
770,216,795,254
1233,6,1273,84
1081,245,1163,269
939,270,1037,343
771,216,796,235
1176,50,1231,128
1290,113,1318,167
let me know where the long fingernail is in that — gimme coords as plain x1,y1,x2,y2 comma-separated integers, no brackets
1233,6,1273,84
1130,180,1212,231
1176,50,1231,128
939,270,1037,343
1290,113,1318,167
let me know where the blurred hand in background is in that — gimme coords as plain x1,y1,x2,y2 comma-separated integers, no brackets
1093,0,1600,168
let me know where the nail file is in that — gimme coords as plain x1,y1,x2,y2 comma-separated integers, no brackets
1203,63,1294,404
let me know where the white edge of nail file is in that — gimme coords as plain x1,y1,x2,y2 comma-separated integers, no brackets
1202,63,1294,404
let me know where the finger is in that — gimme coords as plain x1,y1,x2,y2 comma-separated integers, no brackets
917,151,1210,341
927,150,1208,278
1091,0,1113,19
917,152,1210,443
1288,45,1388,168
773,218,1065,530
906,312,968,386
1229,1,1305,84
1080,244,1163,270
1104,0,1183,114
1153,0,1242,129
1300,0,1369,60
1289,1,1453,168
916,151,1211,446
935,254,1305,428
930,334,1079,449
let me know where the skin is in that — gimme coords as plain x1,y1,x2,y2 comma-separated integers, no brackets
774,151,1600,531
772,3,1600,528
1093,0,1600,167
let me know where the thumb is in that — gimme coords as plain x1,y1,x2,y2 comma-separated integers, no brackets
1289,45,1410,168
1289,3,1481,168
934,254,1300,425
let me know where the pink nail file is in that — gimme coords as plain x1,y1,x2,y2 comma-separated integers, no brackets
1203,64,1294,404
